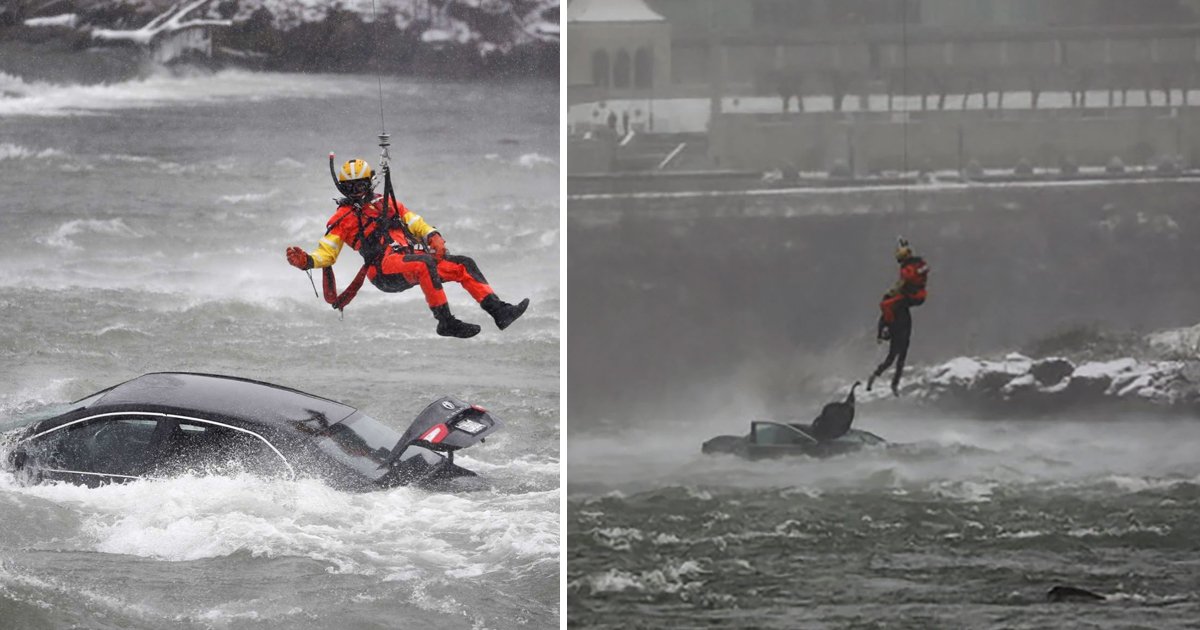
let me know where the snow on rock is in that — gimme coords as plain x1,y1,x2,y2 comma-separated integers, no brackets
233,0,368,30
854,348,1199,413
23,0,556,74
1073,358,1139,379
230,0,554,46
92,0,232,46
1147,323,1200,358
922,354,1032,394
927,357,986,387
421,17,476,45
24,14,78,28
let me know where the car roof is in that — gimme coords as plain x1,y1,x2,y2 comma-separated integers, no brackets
84,372,357,428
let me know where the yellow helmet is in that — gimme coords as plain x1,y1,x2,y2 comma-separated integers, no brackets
337,159,376,200
895,238,913,262
338,159,373,183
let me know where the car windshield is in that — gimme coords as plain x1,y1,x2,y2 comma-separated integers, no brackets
316,412,411,480
0,390,111,434
753,423,814,446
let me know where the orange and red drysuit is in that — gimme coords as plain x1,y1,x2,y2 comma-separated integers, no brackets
879,257,929,324
307,195,495,308
871,255,930,395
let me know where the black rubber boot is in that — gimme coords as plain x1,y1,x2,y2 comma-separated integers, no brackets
431,304,480,339
480,294,529,330
891,377,901,397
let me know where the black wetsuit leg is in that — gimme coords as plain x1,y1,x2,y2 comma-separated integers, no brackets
890,309,912,388
873,306,913,381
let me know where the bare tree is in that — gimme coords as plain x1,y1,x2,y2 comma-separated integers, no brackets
91,0,231,45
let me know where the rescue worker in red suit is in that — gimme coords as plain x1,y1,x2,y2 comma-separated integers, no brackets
285,159,528,338
868,239,929,396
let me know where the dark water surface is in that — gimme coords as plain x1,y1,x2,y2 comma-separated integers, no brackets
568,183,1200,628
1,69,559,629
569,413,1200,629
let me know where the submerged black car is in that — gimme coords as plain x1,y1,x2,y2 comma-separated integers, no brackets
2,372,503,491
701,421,885,459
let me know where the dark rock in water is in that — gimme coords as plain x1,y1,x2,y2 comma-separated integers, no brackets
974,369,1016,396
499,138,520,145
1047,585,1106,602
1031,358,1074,386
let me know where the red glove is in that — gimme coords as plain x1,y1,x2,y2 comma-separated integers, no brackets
286,246,312,270
427,233,447,259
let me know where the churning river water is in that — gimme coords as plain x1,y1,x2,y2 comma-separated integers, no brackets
567,182,1200,628
569,410,1200,629
0,68,559,629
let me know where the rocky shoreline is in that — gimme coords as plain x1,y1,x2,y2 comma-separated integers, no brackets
856,323,1200,416
1,0,558,83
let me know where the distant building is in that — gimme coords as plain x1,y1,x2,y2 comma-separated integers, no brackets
647,0,1196,36
591,0,1200,93
568,0,672,100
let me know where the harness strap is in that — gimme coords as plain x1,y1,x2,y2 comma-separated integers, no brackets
322,264,371,311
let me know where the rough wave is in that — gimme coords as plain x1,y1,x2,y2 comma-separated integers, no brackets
0,70,344,117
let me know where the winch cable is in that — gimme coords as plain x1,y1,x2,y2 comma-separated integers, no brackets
902,0,909,213
315,0,417,319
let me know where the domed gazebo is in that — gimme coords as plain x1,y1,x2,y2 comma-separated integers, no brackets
568,0,672,97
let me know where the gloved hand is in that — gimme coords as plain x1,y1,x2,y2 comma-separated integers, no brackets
427,233,447,259
877,325,892,342
286,246,312,270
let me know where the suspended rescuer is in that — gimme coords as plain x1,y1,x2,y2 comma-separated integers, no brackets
868,238,929,396
285,158,529,338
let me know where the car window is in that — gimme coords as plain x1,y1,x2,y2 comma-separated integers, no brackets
43,417,162,477
753,423,811,446
313,414,406,481
153,421,289,478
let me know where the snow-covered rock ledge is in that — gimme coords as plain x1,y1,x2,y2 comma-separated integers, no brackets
859,323,1200,415
4,0,559,78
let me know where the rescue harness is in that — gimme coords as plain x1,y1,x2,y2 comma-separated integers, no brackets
321,141,427,313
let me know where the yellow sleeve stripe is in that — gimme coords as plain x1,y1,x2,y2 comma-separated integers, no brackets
310,233,343,268
403,212,436,240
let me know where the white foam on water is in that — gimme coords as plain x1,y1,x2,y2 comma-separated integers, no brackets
0,143,66,161
573,559,709,595
0,379,79,430
0,472,557,578
37,218,139,250
0,70,347,117
516,153,556,169
218,189,280,205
